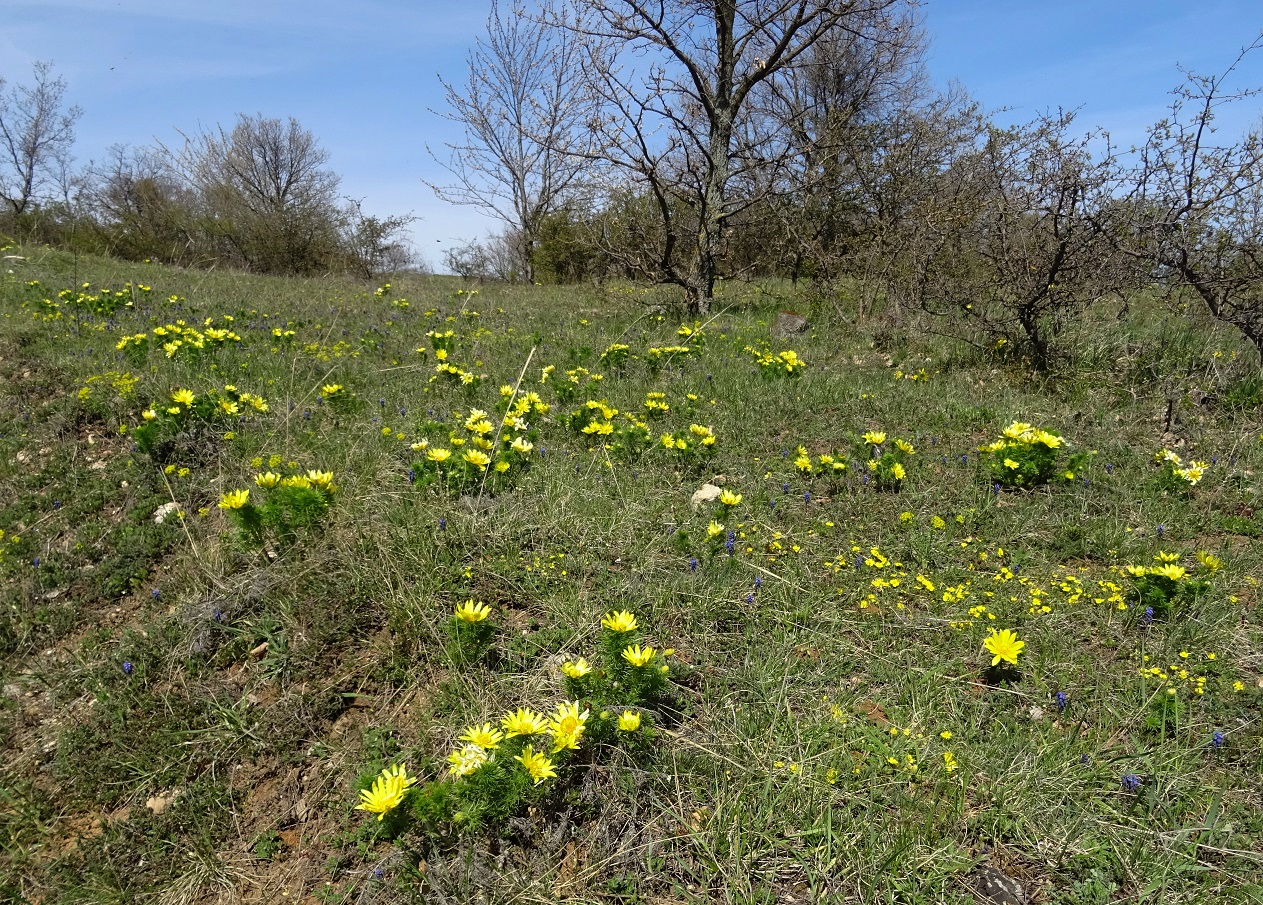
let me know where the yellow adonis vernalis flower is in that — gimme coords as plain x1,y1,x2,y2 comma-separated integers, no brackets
891,463,907,480
706,521,725,539
1196,550,1222,572
459,723,504,749
463,449,491,468
617,710,642,731
454,600,491,623
254,472,281,488
306,470,335,490
601,610,638,633
1002,421,1034,440
321,384,343,397
446,743,491,777
514,744,557,784
895,439,916,455
622,644,656,667
983,628,1024,667
218,489,250,510
718,489,742,506
1150,564,1187,581
171,388,195,406
862,431,886,446
561,658,593,678
501,707,548,737
548,700,589,751
141,409,157,421
510,436,534,454
355,763,417,820
427,447,452,463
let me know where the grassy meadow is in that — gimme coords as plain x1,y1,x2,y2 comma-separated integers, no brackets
1,244,1261,904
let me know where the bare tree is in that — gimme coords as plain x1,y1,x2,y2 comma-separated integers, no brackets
338,198,417,278
0,61,83,216
546,0,908,314
86,143,199,263
761,7,929,289
881,110,1122,370
428,0,595,283
166,114,343,274
1120,35,1263,356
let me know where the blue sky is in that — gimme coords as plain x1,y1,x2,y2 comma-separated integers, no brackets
2,0,1261,271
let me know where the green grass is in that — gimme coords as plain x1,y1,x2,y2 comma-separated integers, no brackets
1,243,1261,903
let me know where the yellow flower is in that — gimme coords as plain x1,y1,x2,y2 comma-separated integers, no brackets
617,710,642,731
862,431,886,446
622,644,656,667
1003,458,1020,470
1176,462,1207,484
510,436,534,454
1151,564,1187,581
707,521,725,539
494,460,511,473
460,723,504,749
454,599,491,623
446,744,491,777
171,388,195,406
218,489,250,510
141,409,157,421
983,628,1024,667
501,707,547,737
561,658,593,678
355,763,417,820
427,447,452,463
547,700,589,752
895,439,915,454
321,383,342,397
891,463,906,480
306,470,335,490
601,610,638,632
1196,550,1222,572
463,448,491,468
1002,421,1034,440
1154,551,1180,563
718,489,742,507
514,744,558,784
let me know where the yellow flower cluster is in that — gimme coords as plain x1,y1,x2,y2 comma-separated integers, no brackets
442,701,591,785
746,346,806,376
1157,448,1208,485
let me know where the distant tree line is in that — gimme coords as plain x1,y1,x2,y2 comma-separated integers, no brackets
432,1,1263,369
0,64,414,277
